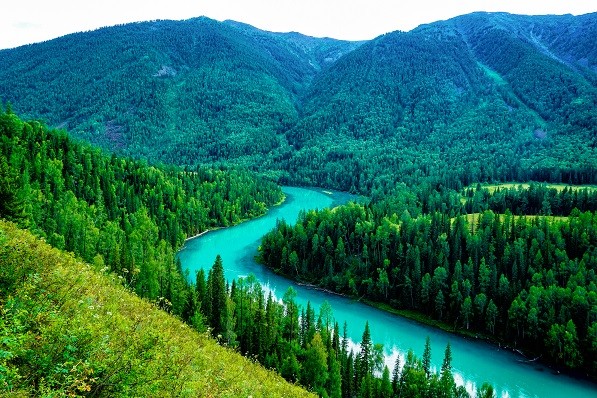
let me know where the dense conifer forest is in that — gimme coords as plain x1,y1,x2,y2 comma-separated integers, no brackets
0,109,282,318
259,184,597,377
192,254,496,398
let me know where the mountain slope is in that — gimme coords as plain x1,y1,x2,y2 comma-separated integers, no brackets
0,13,596,192
281,12,597,191
0,17,359,165
0,220,314,397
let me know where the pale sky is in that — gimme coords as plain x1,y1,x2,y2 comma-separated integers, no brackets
1,0,595,50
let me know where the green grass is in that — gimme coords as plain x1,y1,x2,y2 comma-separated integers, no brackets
0,221,314,398
473,182,597,193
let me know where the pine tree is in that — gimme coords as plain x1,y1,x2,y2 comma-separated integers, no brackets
208,254,227,336
356,322,372,392
0,158,26,224
440,342,455,395
195,269,207,313
327,348,343,398
391,354,401,395
422,336,432,377
379,366,393,398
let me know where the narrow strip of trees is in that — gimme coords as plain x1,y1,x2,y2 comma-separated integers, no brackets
196,256,493,398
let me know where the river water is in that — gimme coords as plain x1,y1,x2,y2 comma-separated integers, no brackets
178,186,597,398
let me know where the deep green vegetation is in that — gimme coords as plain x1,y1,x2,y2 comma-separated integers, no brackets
0,109,283,320
194,255,494,398
1,13,595,194
0,17,359,168
284,13,597,192
0,109,501,396
0,220,314,397
259,184,597,377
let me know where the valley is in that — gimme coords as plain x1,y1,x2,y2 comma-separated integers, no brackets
1,9,596,398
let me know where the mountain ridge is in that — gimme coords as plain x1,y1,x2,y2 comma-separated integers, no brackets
1,12,596,191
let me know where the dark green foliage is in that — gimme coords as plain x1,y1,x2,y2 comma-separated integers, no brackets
0,111,283,322
0,18,359,171
283,12,597,193
207,255,227,335
259,186,597,376
206,256,492,398
0,156,25,223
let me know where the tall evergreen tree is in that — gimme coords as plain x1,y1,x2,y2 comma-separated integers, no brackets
422,335,432,377
208,254,227,335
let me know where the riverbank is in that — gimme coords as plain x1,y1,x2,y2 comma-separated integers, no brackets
361,299,479,338
296,281,353,298
184,193,287,243
358,298,597,384
185,229,211,241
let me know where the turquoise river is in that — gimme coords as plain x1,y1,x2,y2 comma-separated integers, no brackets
178,186,597,398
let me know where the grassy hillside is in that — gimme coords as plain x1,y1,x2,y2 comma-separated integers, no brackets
0,220,314,397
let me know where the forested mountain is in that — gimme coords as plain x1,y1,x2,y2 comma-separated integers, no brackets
285,12,597,192
0,17,359,166
1,13,596,194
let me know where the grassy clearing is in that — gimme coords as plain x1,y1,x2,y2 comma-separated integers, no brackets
471,182,597,193
457,213,569,233
0,221,314,398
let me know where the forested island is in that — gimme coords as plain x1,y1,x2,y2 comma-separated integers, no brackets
1,9,596,398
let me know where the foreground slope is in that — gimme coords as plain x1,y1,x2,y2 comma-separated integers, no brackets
0,220,314,397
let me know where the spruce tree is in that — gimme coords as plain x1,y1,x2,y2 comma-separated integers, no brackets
208,254,227,336
422,335,432,377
